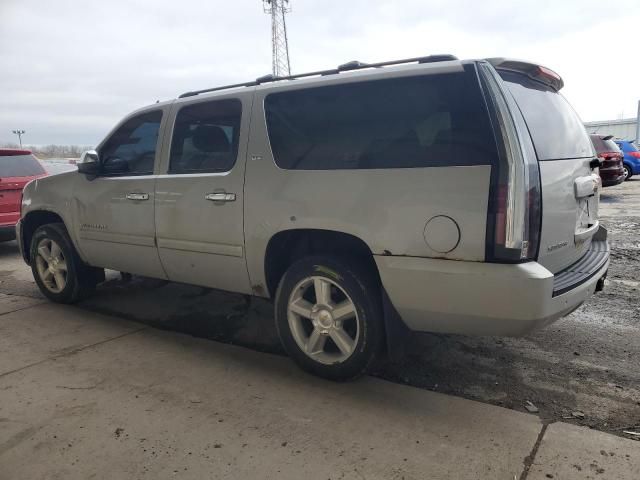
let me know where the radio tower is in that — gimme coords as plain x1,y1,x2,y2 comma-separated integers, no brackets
263,0,291,77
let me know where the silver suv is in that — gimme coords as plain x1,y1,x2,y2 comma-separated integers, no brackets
17,55,609,380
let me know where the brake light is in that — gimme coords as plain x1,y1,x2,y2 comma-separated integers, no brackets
629,151,640,159
599,152,622,160
537,65,561,82
479,62,541,262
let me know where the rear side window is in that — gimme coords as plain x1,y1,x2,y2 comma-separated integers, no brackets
265,72,498,170
500,72,593,160
0,154,46,177
169,99,242,174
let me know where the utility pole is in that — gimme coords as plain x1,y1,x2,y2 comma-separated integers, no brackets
12,129,25,147
636,100,640,144
263,0,292,77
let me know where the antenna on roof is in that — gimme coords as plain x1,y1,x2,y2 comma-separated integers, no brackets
263,0,292,77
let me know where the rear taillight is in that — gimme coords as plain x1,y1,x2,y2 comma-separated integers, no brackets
598,152,622,164
478,62,541,262
629,151,640,159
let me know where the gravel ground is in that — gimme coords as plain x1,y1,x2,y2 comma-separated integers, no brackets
373,179,640,436
1,178,638,439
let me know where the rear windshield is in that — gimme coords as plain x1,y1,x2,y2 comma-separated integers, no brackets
0,154,46,177
591,135,621,154
500,71,593,160
265,71,498,170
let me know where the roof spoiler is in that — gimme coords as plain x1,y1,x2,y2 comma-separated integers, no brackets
485,58,564,91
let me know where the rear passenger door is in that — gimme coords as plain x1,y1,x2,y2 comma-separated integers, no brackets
154,94,252,294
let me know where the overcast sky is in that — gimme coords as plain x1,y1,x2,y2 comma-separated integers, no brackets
1,0,639,146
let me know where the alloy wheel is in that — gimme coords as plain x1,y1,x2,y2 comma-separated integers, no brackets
35,238,68,293
287,275,360,365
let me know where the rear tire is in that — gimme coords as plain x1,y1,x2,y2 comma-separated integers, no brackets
275,255,384,381
623,164,632,180
30,223,101,303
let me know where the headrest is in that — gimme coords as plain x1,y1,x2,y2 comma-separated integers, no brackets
192,125,230,153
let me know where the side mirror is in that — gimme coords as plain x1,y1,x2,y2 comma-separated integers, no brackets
78,150,100,175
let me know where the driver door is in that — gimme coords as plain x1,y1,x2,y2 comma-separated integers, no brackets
72,108,168,279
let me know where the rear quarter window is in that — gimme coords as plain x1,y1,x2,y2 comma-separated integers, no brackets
264,71,498,170
500,71,593,161
0,154,46,177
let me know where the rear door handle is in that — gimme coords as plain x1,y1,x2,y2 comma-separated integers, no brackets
205,192,236,202
126,193,149,201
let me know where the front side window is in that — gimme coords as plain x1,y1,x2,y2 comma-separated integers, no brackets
169,99,242,174
99,110,163,175
264,72,498,170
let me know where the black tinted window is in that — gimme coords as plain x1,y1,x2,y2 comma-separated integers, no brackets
501,72,593,160
169,99,241,174
99,110,162,175
265,72,498,170
0,154,46,177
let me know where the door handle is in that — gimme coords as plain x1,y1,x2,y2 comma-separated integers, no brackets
205,192,236,202
126,193,149,201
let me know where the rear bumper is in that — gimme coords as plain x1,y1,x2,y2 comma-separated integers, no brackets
375,227,609,336
0,223,17,241
601,173,625,186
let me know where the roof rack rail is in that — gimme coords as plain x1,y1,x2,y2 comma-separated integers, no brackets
178,53,458,98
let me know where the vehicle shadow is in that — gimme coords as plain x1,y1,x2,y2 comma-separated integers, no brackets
0,240,19,258
81,274,283,354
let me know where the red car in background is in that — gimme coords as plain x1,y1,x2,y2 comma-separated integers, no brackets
0,149,47,241
589,134,625,187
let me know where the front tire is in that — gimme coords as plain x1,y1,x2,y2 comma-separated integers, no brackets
275,255,384,381
623,164,632,180
30,223,100,303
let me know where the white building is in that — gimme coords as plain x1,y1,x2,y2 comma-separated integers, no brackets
584,118,638,141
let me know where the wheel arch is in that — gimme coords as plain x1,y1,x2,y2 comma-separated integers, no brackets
263,228,381,300
623,161,633,178
21,210,68,263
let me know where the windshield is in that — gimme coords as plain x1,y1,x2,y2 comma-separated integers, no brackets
500,71,593,160
0,154,46,177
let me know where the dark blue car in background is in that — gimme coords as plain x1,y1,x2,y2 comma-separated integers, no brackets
614,139,640,180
